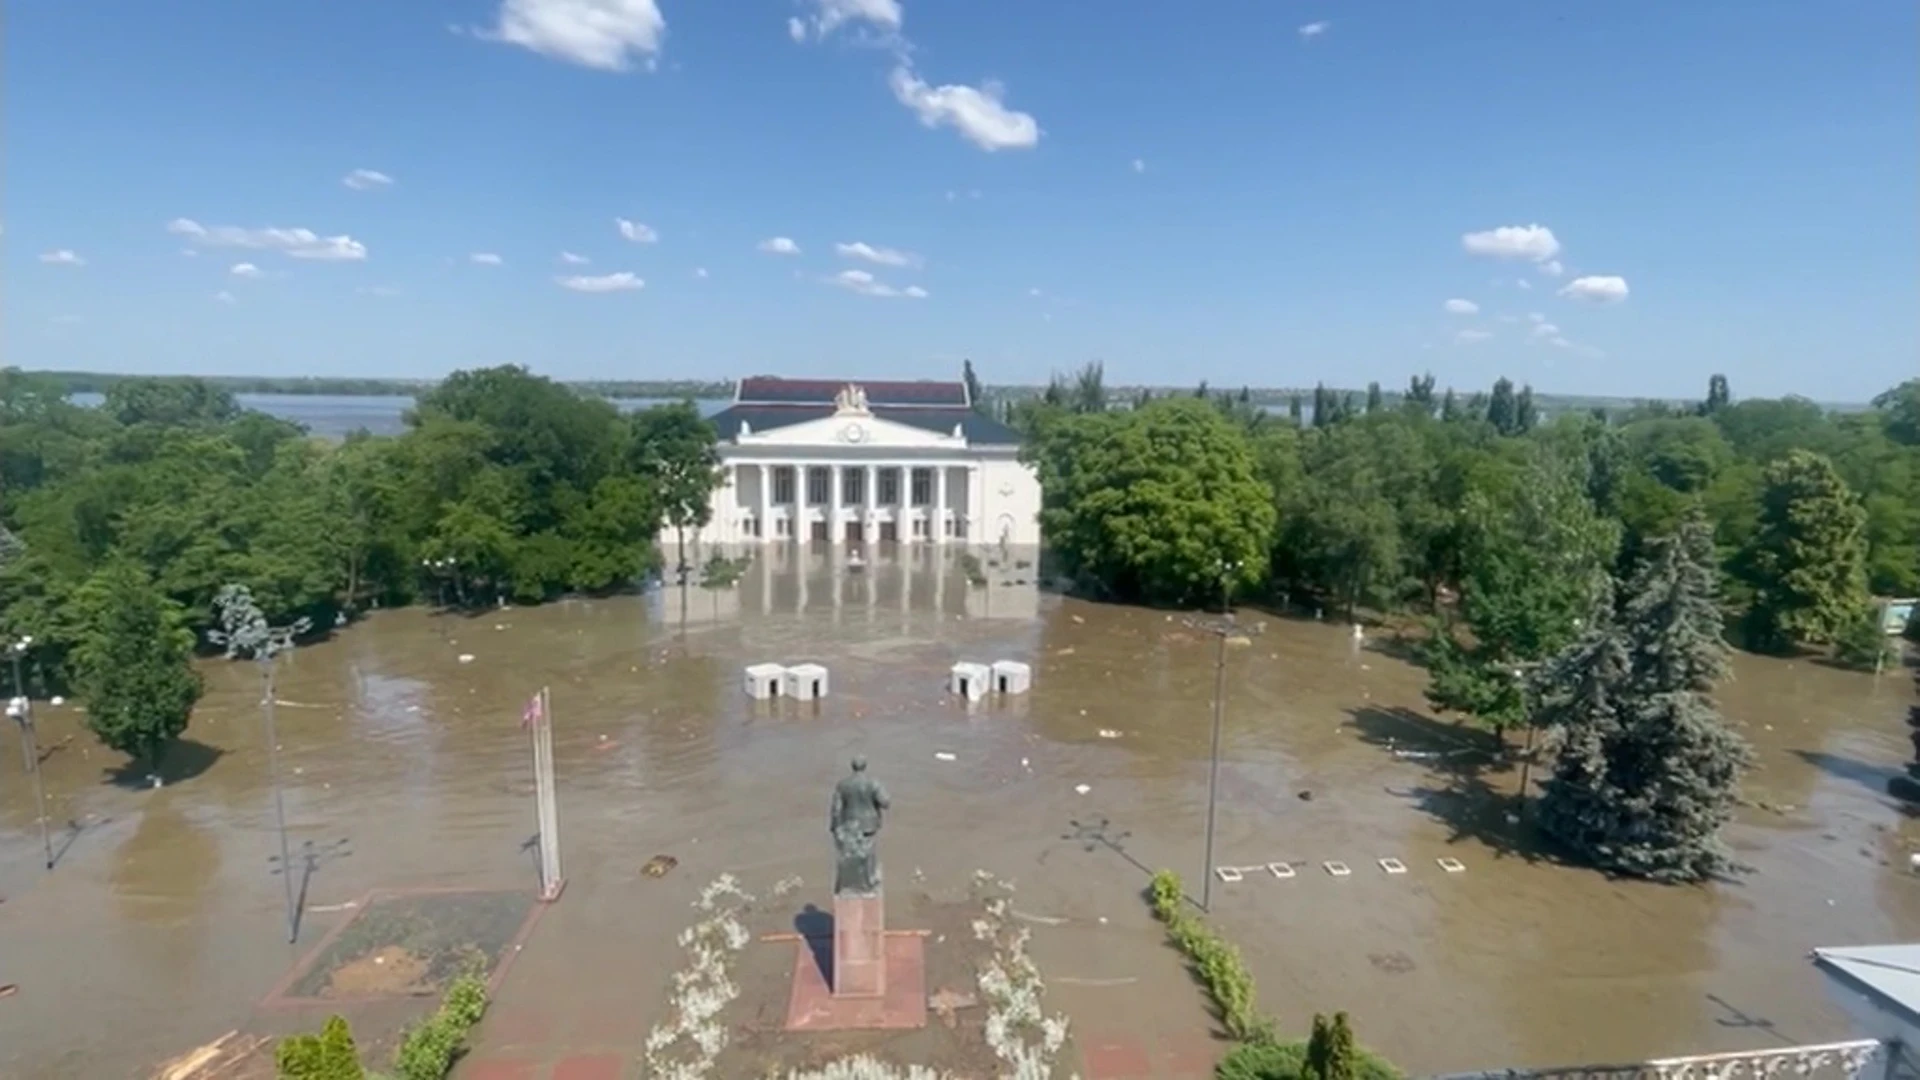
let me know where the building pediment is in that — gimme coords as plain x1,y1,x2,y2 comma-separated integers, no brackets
737,412,964,449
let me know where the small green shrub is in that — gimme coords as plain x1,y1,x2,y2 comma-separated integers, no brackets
1146,870,1271,1043
391,974,489,1080
1216,1037,1400,1080
276,1015,366,1080
1834,608,1892,671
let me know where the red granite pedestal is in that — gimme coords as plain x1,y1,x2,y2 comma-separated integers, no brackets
783,892,927,1032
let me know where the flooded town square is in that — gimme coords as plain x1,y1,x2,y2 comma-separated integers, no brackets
0,548,1915,1080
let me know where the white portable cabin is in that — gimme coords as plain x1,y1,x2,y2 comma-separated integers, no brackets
991,660,1032,695
743,663,788,700
950,661,991,702
784,663,830,701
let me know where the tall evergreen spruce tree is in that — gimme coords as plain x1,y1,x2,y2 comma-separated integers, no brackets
1534,511,1753,883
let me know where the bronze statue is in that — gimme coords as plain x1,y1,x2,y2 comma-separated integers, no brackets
829,755,889,895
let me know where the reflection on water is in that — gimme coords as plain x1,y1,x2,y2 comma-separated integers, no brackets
0,549,1915,1079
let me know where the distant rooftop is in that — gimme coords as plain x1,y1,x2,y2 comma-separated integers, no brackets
735,376,970,409
1814,944,1920,1022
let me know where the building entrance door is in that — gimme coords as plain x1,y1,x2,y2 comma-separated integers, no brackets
810,520,830,542
879,522,898,543
844,522,864,545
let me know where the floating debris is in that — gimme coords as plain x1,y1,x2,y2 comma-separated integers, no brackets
1097,729,1121,739
641,854,679,878
1074,784,1092,795
457,654,475,664
934,751,957,762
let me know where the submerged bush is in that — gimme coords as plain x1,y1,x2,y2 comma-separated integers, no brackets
1147,869,1270,1042
1215,1037,1399,1080
276,1015,366,1080
391,974,488,1080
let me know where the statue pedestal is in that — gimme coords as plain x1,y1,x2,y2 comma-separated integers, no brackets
783,893,927,1032
833,892,886,999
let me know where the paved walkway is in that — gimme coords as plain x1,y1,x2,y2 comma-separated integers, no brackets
1077,1025,1225,1080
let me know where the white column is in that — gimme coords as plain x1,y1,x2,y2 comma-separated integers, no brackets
967,464,982,544
793,463,807,547
723,465,738,545
865,463,878,541
757,462,771,545
934,464,949,544
830,463,843,547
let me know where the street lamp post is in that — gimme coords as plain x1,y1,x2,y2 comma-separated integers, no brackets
1185,560,1256,913
6,635,54,870
209,586,311,944
1511,662,1542,823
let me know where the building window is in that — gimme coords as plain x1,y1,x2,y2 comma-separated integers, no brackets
774,516,791,538
843,467,866,506
910,467,932,507
912,517,929,538
807,466,829,505
879,467,900,506
773,466,795,505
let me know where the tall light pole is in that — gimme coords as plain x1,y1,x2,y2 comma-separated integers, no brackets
6,635,53,870
209,586,311,944
1185,559,1257,913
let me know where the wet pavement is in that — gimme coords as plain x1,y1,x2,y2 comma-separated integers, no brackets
1,543,1916,1079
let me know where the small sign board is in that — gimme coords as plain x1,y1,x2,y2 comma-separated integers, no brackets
1879,598,1916,636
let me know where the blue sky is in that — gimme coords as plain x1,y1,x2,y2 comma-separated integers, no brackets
7,0,1915,400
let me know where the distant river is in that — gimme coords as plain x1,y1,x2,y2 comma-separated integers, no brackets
67,392,728,440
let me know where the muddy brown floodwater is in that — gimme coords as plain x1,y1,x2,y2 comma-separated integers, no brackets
1,545,1916,1079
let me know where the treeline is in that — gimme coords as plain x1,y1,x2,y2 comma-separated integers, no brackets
1025,365,1919,881
27,370,738,401
1022,365,1919,672
0,365,722,696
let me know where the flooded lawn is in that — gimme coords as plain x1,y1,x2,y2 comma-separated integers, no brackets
0,545,1915,1078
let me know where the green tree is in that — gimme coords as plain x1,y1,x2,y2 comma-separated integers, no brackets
1486,378,1519,436
1534,512,1752,882
1364,382,1383,414
1872,379,1920,446
1287,394,1304,425
1027,397,1274,605
630,401,722,573
276,1015,365,1080
1426,448,1619,736
1744,449,1870,649
66,559,202,777
962,358,988,415
1702,373,1732,416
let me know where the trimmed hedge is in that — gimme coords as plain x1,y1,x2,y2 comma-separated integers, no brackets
392,974,489,1080
276,1016,365,1080
1148,870,1270,1042
1216,1037,1400,1080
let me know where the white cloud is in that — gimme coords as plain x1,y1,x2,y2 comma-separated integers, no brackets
168,218,367,261
888,64,1039,152
557,271,644,292
693,267,708,279
1298,20,1330,38
789,0,902,41
1131,158,1146,173
558,251,590,264
214,290,237,304
38,249,85,266
827,268,926,299
1560,275,1629,303
1527,311,1547,322
230,262,264,278
358,285,402,297
1454,329,1493,344
758,236,802,255
470,252,504,265
835,241,919,268
1461,224,1561,263
1538,259,1564,277
616,217,659,243
1549,335,1606,359
480,0,666,71
342,168,394,191
1027,286,1043,298
1515,278,1533,290
1530,321,1561,338
1443,298,1478,315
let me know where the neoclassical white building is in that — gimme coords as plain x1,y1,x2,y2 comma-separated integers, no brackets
668,376,1042,551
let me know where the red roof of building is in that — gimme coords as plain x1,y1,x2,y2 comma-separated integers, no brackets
734,376,970,409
